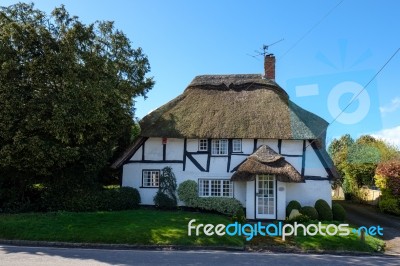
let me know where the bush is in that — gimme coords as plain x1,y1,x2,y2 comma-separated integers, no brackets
379,197,400,215
286,200,301,217
314,199,333,221
40,186,140,212
286,214,310,224
177,180,243,216
300,206,319,220
154,167,177,209
232,208,246,224
154,191,176,209
332,203,346,221
177,180,198,206
197,197,243,216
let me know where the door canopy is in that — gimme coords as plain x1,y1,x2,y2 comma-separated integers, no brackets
231,145,304,183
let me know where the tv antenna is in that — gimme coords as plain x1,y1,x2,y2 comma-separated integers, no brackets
247,38,284,60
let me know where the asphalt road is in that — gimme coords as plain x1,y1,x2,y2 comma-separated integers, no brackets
0,245,399,266
338,201,400,256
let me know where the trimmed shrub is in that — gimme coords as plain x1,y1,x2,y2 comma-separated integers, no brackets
287,214,310,224
286,200,301,217
315,199,333,221
177,180,243,216
197,197,243,216
177,180,198,206
300,206,319,220
332,203,346,221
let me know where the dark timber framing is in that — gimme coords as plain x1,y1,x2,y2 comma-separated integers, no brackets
162,143,166,161
278,139,282,153
183,139,187,171
309,140,335,179
124,138,331,182
301,140,306,177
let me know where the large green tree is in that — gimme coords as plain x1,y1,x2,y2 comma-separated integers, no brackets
0,3,154,205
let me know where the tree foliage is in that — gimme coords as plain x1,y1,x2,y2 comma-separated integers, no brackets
329,134,400,199
0,3,154,209
154,167,177,209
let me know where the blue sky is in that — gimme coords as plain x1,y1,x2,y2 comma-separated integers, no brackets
3,0,400,146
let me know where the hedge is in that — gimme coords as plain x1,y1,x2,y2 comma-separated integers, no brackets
177,180,243,216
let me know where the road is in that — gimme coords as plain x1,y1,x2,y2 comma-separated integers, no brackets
338,201,400,256
0,245,398,266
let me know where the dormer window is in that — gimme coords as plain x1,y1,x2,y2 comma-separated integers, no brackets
232,139,242,152
211,139,228,155
198,139,208,151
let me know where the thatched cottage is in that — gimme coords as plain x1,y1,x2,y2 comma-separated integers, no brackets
113,55,338,220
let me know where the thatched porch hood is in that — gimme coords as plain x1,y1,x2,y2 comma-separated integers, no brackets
140,74,328,141
231,145,304,183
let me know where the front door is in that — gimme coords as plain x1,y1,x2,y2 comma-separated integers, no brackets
256,174,276,219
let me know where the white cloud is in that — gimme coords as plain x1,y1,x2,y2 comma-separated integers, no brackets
371,126,400,147
379,97,400,115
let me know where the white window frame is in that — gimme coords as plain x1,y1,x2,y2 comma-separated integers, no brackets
198,179,233,197
232,139,242,152
211,139,228,155
142,170,160,188
198,139,208,151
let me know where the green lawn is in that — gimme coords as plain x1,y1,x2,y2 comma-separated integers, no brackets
0,209,243,247
293,223,385,252
0,210,385,252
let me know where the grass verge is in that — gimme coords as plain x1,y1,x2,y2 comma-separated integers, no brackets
0,209,242,247
0,210,385,252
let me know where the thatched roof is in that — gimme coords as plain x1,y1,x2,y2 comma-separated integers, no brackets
140,74,328,141
231,145,304,183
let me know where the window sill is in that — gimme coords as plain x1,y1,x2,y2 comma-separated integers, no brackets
140,186,159,189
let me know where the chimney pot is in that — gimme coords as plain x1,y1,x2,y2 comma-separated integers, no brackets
264,54,275,80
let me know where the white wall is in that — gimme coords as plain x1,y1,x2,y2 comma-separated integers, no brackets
281,140,303,155
246,180,255,219
304,145,329,177
234,181,246,205
276,181,286,220
166,138,184,160
123,137,333,218
144,138,163,160
286,180,332,208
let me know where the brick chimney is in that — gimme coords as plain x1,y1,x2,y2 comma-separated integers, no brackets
264,54,275,80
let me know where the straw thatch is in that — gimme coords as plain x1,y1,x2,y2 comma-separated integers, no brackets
231,145,304,183
140,74,328,142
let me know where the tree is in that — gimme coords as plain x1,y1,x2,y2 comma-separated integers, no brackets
0,3,154,209
153,167,178,209
375,160,400,215
329,134,400,200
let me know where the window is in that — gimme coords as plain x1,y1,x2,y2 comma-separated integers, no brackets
198,179,233,197
142,170,160,187
211,139,228,155
198,139,208,151
232,139,242,152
